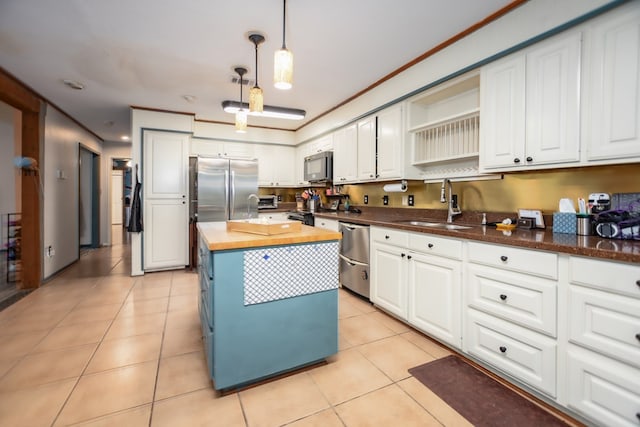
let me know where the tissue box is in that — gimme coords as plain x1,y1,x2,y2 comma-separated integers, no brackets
553,212,576,234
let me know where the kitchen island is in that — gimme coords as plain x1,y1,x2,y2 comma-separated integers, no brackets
196,221,341,391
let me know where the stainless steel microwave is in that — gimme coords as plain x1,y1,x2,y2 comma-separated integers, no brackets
304,151,333,182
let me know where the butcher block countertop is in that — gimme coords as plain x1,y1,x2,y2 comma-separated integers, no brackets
198,221,341,251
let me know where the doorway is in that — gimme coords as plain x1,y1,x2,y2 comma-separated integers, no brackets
111,158,132,229
79,145,100,249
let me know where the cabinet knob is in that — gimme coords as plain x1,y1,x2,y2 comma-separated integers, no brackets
637,413,640,421
428,243,434,248
513,158,520,164
500,294,507,301
401,253,406,258
499,346,507,353
635,333,640,342
636,280,640,287
182,201,185,204
385,235,390,239
526,156,533,162
407,255,412,260
500,255,508,262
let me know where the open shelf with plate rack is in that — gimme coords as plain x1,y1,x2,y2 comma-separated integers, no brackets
6,213,21,283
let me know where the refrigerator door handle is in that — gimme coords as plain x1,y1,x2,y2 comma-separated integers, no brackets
225,169,230,219
229,169,235,218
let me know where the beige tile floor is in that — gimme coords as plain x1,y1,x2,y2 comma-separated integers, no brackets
0,227,475,427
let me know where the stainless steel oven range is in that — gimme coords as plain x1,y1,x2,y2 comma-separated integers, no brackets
338,222,370,299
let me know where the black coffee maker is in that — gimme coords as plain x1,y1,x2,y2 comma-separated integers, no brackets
588,193,611,213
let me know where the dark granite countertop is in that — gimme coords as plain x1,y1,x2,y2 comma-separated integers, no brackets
314,207,640,264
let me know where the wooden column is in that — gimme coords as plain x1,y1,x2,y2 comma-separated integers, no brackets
19,111,42,289
0,68,42,289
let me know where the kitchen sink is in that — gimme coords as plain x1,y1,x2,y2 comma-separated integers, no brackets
393,220,473,230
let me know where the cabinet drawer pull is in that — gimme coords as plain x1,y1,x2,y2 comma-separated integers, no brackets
636,333,640,342
636,280,640,287
428,243,434,248
513,158,520,164
499,294,507,301
526,156,533,162
385,235,390,239
637,413,640,421
500,255,508,262
499,346,507,353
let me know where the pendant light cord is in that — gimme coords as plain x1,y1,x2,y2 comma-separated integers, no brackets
281,0,287,49
254,43,259,87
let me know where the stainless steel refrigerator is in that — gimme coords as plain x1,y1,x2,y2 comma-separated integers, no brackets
190,156,259,222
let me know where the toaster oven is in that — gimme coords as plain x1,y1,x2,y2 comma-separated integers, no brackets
258,195,278,210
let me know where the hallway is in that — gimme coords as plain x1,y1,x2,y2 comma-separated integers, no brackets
0,226,486,426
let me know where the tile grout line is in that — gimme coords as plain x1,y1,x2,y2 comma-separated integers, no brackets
48,275,138,427
147,271,175,427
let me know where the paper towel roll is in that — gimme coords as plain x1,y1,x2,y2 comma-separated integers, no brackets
383,182,407,192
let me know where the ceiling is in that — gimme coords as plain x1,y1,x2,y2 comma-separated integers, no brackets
0,0,515,142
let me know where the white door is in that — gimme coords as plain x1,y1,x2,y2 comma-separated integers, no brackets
479,54,526,169
143,130,189,199
376,105,403,180
525,31,581,165
111,170,123,225
370,242,407,320
143,130,189,271
587,6,640,161
143,199,188,270
408,252,461,348
357,116,377,181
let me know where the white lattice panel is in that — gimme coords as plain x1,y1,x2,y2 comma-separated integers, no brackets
244,242,339,305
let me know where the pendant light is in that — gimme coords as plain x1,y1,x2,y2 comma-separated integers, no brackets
249,33,265,113
234,67,248,133
274,0,293,90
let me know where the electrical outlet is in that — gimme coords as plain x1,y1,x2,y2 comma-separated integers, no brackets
277,195,282,202
364,195,368,204
383,195,389,205
408,195,414,206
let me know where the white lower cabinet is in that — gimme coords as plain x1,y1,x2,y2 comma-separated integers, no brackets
466,309,557,397
566,344,640,427
408,251,461,348
371,227,462,347
315,218,340,232
371,240,408,320
258,212,289,222
465,242,558,398
564,256,640,426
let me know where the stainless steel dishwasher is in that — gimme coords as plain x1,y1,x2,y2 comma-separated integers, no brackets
338,222,370,299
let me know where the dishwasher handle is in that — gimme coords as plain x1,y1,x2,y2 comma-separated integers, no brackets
339,222,370,231
338,254,368,266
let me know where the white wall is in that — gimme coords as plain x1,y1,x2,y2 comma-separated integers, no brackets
43,105,102,278
295,0,612,143
0,102,21,250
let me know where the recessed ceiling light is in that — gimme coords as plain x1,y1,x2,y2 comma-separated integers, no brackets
120,135,130,141
62,79,85,90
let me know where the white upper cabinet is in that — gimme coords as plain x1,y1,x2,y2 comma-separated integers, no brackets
481,31,581,171
191,138,254,159
333,124,358,183
525,31,581,165
480,55,526,170
376,104,404,180
255,144,295,187
357,116,377,181
585,4,640,162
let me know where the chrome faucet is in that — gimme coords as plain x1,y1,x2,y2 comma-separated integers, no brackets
441,179,461,223
247,193,260,218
